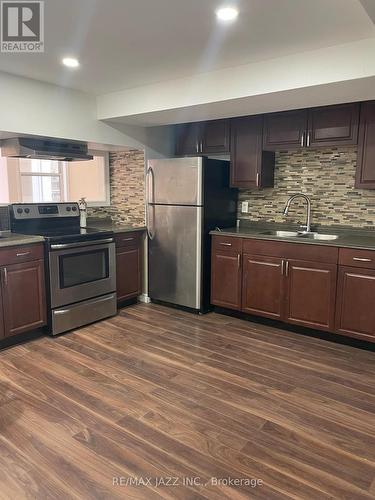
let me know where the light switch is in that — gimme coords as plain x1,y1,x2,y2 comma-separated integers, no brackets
241,201,249,213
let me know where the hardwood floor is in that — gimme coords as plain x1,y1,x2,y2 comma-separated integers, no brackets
0,303,375,499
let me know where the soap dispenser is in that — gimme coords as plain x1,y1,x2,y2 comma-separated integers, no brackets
78,197,87,228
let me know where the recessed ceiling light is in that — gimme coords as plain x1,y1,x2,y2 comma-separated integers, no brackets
62,57,80,68
216,6,239,21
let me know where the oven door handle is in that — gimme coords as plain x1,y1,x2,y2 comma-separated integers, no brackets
50,237,114,250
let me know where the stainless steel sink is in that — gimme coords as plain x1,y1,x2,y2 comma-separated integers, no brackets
299,233,339,241
261,230,300,238
261,230,339,241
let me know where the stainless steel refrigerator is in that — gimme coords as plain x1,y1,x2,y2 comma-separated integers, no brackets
147,157,237,312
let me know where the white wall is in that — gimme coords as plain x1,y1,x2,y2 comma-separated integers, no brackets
97,38,375,125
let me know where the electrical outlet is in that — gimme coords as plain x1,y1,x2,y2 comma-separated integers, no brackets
241,201,249,213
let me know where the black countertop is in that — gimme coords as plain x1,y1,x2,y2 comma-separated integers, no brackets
210,222,375,251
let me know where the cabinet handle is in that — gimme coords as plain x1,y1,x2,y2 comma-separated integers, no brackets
256,173,260,187
237,254,241,269
219,242,232,247
307,131,310,147
281,259,285,276
3,267,7,286
122,237,134,242
16,251,30,257
300,132,304,147
196,140,199,153
285,260,289,277
353,257,372,262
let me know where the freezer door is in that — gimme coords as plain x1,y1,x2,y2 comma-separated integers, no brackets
147,157,203,206
148,204,202,309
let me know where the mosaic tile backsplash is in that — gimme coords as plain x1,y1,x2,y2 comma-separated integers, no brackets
89,149,145,225
238,146,375,228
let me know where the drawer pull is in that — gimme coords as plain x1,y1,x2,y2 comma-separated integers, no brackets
219,242,232,247
122,237,134,242
353,257,372,262
16,251,31,257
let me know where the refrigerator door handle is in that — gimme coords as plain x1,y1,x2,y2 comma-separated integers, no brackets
146,166,155,240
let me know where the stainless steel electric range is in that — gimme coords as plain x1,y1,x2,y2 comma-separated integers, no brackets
10,203,117,335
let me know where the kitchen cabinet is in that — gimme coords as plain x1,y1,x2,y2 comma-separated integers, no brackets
307,103,359,147
285,259,337,331
230,115,275,189
115,232,142,303
263,104,359,150
0,286,4,339
175,123,201,156
175,119,230,156
263,109,308,150
201,119,230,154
1,256,46,338
336,266,375,341
242,254,284,320
211,236,242,310
356,101,375,189
211,235,345,337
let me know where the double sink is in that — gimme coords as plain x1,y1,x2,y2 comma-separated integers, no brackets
261,230,339,241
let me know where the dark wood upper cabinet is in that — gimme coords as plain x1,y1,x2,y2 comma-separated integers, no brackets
307,103,359,148
263,109,308,150
242,254,284,320
175,119,230,156
285,260,337,332
2,259,46,338
175,123,202,156
356,101,375,189
335,266,375,341
201,119,230,154
263,104,359,150
231,115,275,189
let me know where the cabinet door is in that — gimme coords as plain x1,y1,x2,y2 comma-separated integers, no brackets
307,103,359,148
335,266,375,341
231,115,274,189
0,284,4,339
242,254,284,320
201,119,230,154
211,250,241,310
263,109,308,150
356,101,375,189
2,260,46,338
116,246,141,302
175,123,201,156
285,260,337,331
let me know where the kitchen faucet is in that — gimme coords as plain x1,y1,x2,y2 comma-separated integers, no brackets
283,193,312,234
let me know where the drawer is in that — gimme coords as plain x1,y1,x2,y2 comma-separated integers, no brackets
115,232,142,249
242,238,338,264
339,248,375,269
0,244,44,266
212,235,242,253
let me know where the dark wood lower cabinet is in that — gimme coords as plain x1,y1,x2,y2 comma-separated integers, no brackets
116,246,141,302
0,285,4,339
242,254,284,320
211,250,242,310
1,259,46,338
336,266,375,341
285,260,337,331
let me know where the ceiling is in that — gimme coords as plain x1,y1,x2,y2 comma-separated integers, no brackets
0,0,374,96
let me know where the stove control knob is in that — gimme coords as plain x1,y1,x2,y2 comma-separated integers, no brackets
72,206,77,212
24,208,30,214
17,208,23,214
66,206,71,211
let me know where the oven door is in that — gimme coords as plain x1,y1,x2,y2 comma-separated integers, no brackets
49,238,116,308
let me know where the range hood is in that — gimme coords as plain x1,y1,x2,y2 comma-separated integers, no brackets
1,137,93,161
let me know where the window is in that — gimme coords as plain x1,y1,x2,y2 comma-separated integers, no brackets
0,150,110,206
